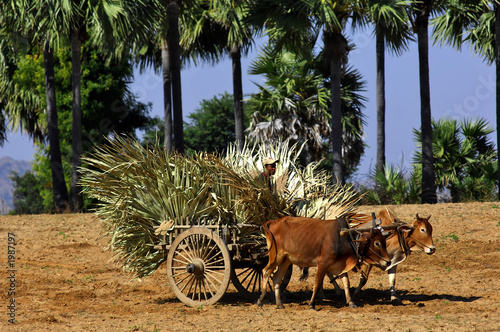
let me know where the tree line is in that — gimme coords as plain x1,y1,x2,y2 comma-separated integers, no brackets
1,0,499,213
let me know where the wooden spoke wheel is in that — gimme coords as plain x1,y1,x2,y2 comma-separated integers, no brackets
166,228,232,307
231,259,293,301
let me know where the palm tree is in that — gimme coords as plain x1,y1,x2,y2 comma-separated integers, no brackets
246,45,331,164
208,0,255,150
246,44,367,176
413,117,497,202
133,0,198,154
249,0,365,184
364,0,413,174
23,1,71,210
64,0,135,211
432,0,500,199
408,0,446,203
129,0,173,151
167,0,185,153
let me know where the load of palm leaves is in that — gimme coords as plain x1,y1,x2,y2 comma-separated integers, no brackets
80,135,361,279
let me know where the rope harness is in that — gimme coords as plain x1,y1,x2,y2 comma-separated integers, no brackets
337,218,363,262
395,220,412,257
338,216,391,265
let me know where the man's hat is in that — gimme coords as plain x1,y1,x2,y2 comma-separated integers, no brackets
262,157,279,167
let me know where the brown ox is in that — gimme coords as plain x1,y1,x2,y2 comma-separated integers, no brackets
257,216,390,310
348,209,436,301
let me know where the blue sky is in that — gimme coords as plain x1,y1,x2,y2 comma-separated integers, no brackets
1,29,496,181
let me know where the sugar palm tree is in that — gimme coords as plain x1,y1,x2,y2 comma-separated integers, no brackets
133,0,211,154
63,0,138,211
130,1,173,151
208,0,255,150
408,0,447,203
168,0,185,153
363,0,413,174
432,0,500,199
246,45,331,164
179,0,255,151
249,0,365,184
246,43,367,177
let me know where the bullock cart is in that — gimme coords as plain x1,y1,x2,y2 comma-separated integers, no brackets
153,216,292,307
153,214,395,307
80,137,359,308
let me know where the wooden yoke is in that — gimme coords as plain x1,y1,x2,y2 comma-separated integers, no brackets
339,212,409,236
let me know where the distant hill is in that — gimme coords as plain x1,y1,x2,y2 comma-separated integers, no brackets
0,157,32,214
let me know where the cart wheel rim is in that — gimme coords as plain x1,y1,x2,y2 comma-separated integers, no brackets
166,227,232,307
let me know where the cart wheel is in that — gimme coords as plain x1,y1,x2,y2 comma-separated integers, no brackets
166,227,232,307
231,260,292,301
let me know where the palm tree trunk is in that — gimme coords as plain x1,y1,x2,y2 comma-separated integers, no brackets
70,29,84,212
43,44,69,211
231,45,244,151
416,5,437,204
161,34,173,152
326,31,344,184
168,0,184,153
495,3,500,200
376,27,386,174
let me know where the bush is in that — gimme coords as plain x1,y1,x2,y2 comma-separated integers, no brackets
9,171,45,214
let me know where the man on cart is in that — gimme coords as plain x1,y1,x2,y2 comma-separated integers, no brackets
259,157,278,193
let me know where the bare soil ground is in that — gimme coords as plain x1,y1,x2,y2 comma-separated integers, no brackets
1,202,500,331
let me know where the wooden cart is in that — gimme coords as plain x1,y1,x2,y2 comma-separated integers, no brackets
154,217,292,307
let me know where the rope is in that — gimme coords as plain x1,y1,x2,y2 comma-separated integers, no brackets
337,218,362,262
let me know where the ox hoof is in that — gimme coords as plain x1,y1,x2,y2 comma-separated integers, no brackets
391,296,402,304
257,299,263,307
309,306,317,311
348,302,357,308
276,304,285,310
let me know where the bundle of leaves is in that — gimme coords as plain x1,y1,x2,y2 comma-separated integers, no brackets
80,136,360,278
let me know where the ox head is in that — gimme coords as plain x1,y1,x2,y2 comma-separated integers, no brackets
354,228,390,269
403,214,435,255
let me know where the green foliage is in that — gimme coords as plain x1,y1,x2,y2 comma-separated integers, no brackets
360,163,420,205
444,233,459,242
432,0,495,64
8,42,152,212
141,93,250,153
9,170,45,214
413,117,497,202
184,92,237,153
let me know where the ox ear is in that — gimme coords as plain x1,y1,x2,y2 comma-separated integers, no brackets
399,225,413,233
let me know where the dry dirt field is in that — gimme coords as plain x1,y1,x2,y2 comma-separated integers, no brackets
1,202,499,331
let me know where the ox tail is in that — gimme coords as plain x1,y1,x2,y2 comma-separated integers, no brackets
258,219,278,260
